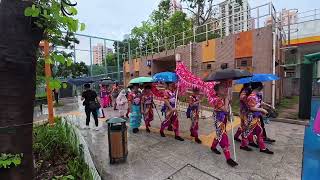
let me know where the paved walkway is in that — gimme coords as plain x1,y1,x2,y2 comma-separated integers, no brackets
34,97,305,180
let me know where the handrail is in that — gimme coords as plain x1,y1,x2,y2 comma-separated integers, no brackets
122,3,274,61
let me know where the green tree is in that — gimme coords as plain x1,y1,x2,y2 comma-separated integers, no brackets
150,0,170,39
166,11,192,36
55,62,88,78
181,0,242,26
104,53,116,66
0,0,84,178
91,65,106,76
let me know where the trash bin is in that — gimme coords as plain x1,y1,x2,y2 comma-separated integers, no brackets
107,117,128,164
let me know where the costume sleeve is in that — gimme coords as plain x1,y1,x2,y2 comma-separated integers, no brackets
214,98,224,111
127,93,133,102
188,96,194,105
163,90,170,100
141,94,145,104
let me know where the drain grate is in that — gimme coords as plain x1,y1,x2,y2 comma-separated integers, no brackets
165,164,221,180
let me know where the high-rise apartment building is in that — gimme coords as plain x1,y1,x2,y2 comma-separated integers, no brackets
218,0,252,36
93,43,113,65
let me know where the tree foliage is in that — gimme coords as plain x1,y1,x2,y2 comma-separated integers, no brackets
181,0,243,26
91,65,106,76
24,0,86,90
55,62,89,78
118,0,192,57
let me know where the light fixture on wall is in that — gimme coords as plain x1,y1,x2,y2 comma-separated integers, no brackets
175,53,181,62
146,60,151,67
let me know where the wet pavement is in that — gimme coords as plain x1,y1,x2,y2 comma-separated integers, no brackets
34,97,305,180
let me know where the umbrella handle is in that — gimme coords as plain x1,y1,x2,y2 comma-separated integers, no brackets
153,102,163,123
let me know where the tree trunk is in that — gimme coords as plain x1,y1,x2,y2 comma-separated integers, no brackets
0,0,43,179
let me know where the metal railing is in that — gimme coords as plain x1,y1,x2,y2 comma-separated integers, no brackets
122,2,277,61
278,8,320,44
55,32,123,82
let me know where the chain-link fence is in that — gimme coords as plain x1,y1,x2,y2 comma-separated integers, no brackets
56,33,124,83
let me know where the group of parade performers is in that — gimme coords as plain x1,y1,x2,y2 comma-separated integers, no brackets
127,80,275,167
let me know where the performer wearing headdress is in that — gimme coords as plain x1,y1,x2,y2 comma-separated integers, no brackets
128,84,142,133
241,82,274,154
160,82,184,141
141,84,154,133
188,88,202,144
210,83,238,167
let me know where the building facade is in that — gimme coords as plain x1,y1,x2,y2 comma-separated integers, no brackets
124,26,282,104
93,43,113,65
218,0,252,36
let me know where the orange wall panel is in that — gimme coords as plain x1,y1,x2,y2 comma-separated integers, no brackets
202,39,216,62
134,58,140,72
235,31,253,58
124,61,130,73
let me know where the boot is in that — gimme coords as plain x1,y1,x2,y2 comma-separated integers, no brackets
249,142,259,148
234,137,241,142
146,127,151,133
240,146,253,151
264,137,276,143
133,128,139,133
226,159,238,167
260,148,274,154
195,138,202,144
160,131,166,137
175,136,184,141
211,148,221,154
190,132,195,137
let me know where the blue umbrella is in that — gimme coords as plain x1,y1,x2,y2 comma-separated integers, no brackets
153,72,178,83
236,74,280,84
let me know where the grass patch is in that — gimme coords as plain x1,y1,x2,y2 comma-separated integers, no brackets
35,93,47,99
33,117,93,180
53,102,64,107
277,96,299,111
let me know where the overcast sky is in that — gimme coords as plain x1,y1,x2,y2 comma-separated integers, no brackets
73,0,320,64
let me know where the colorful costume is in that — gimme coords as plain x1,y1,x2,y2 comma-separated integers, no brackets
142,92,154,129
234,89,249,140
100,86,108,108
241,92,266,150
128,91,142,129
211,97,232,160
160,90,180,136
189,94,200,138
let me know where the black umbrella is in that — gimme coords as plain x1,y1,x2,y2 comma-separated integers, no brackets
205,69,253,81
101,79,114,85
67,77,95,86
